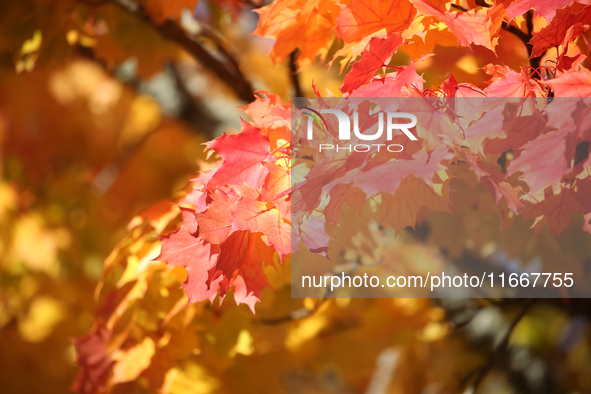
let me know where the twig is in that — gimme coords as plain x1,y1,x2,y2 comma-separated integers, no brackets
289,50,304,97
525,11,541,70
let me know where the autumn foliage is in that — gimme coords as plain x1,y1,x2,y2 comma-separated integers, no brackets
3,0,591,393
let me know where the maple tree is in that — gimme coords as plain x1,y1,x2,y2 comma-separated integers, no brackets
3,0,591,393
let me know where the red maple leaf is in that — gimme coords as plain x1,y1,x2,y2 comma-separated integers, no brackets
530,6,591,58
484,113,546,155
210,230,277,311
489,179,524,213
484,68,537,97
329,146,450,198
349,62,424,97
231,188,291,259
523,183,590,236
325,183,356,226
508,130,570,194
205,121,272,189
341,33,404,93
156,208,220,303
410,0,495,51
543,67,591,96
507,0,591,22
193,188,238,244
72,325,114,394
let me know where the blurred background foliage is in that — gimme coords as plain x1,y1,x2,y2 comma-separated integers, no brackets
0,0,338,391
1,0,591,393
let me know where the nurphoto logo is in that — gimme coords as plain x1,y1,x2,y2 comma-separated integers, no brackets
303,106,418,152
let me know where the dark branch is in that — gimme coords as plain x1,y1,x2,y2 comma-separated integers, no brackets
501,21,530,46
289,50,304,97
450,4,469,12
87,0,255,102
525,11,541,70
475,0,491,7
169,63,221,137
470,299,537,393
502,11,542,72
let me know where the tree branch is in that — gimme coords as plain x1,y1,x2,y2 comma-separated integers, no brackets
87,0,255,102
501,21,530,46
525,11,541,70
289,50,304,97
470,299,537,393
502,11,542,72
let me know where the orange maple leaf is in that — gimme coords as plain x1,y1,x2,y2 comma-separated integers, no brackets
409,0,495,51
337,0,416,43
211,230,277,312
253,0,340,68
341,33,404,93
231,190,291,259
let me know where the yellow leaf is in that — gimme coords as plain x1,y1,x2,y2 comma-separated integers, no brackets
228,329,254,358
111,337,156,384
18,296,64,343
20,30,42,55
